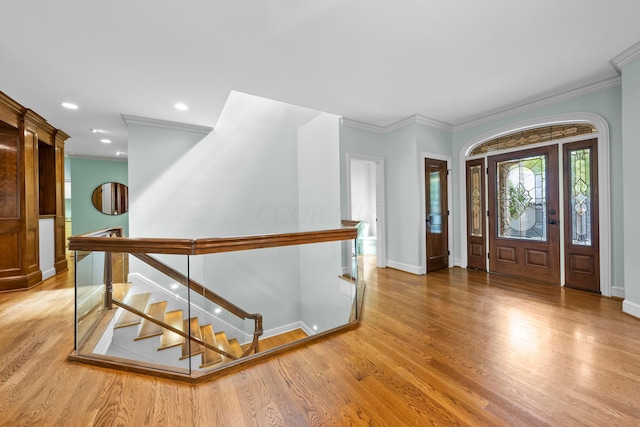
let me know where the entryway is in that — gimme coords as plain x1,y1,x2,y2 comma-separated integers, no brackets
463,119,605,294
347,154,386,268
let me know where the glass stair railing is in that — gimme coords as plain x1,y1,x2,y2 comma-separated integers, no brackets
68,222,365,383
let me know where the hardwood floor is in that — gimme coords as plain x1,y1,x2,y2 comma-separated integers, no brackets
1,258,640,425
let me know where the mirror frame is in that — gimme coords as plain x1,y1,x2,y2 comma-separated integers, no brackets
91,182,129,215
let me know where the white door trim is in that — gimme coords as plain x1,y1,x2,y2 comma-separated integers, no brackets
458,112,612,296
346,153,386,268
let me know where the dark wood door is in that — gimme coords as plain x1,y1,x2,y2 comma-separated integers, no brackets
425,158,448,272
466,158,486,270
488,146,560,283
563,139,600,293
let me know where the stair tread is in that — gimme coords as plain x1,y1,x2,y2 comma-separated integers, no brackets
228,338,244,358
215,331,241,363
135,301,167,340
158,310,185,350
115,293,150,328
199,324,222,368
112,282,133,301
180,318,204,359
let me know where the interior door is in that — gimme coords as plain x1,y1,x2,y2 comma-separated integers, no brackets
563,139,600,292
466,158,486,270
425,158,448,272
488,146,560,283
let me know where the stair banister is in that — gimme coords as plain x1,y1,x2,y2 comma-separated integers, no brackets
112,298,238,361
130,252,263,355
68,223,362,382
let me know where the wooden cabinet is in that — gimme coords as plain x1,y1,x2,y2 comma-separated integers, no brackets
0,91,69,291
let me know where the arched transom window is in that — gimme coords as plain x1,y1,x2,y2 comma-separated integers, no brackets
470,124,597,156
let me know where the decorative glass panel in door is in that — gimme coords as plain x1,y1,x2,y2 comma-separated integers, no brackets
563,139,599,292
466,159,485,270
488,146,560,284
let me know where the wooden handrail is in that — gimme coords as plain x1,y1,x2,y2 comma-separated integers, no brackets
68,227,358,254
112,298,237,361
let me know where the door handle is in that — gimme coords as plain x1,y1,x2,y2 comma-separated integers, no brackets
549,219,558,225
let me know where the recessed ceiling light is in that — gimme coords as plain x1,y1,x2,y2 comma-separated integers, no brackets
91,129,104,133
61,102,78,110
101,139,111,144
116,151,126,156
174,102,188,111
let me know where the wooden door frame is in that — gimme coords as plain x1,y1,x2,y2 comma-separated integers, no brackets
458,113,613,297
420,152,452,274
345,153,386,268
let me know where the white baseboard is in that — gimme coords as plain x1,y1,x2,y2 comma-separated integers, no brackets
386,260,422,275
41,268,56,280
622,299,640,319
612,286,625,299
263,321,314,339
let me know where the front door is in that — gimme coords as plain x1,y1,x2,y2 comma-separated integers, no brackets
488,146,560,283
425,158,448,272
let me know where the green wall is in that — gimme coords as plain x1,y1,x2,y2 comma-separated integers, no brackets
622,58,640,314
70,158,129,236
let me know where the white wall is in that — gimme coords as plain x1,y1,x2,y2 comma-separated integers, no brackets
128,91,345,333
350,160,376,236
297,113,349,332
384,125,421,272
38,218,55,280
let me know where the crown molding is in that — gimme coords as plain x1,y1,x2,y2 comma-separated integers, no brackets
610,41,640,73
342,114,453,134
346,75,621,136
415,115,454,132
454,76,621,132
65,153,128,162
341,118,386,134
121,114,214,135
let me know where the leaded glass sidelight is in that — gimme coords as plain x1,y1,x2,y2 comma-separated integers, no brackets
469,165,483,237
496,154,547,240
569,148,592,245
429,170,442,233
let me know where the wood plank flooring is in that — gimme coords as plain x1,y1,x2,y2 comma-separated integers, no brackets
1,257,640,425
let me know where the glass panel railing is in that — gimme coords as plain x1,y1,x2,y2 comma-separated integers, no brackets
75,250,193,375
185,238,360,376
75,250,105,350
70,224,363,380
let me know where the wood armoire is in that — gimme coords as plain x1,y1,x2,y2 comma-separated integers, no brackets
0,91,69,291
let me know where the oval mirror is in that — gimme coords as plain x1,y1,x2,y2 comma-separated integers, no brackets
91,182,129,215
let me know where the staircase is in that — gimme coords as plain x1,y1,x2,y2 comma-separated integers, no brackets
113,291,244,370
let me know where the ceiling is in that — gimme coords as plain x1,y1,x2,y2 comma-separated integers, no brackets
2,0,640,160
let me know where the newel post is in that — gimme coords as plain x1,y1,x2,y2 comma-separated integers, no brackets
104,252,113,309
